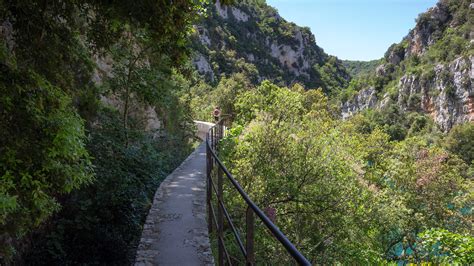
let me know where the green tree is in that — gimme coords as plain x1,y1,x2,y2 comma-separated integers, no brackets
0,68,93,258
212,73,253,119
219,81,472,264
224,82,397,263
444,122,474,165
382,138,471,261
23,108,193,264
0,0,212,261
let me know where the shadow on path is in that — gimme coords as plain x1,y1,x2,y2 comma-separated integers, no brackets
135,143,214,266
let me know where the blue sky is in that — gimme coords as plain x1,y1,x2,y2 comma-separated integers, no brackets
266,0,438,61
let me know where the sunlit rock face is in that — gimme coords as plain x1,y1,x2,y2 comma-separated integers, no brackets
342,56,473,132
397,56,473,131
193,53,215,82
405,3,450,57
341,87,378,119
190,0,349,90
341,1,473,131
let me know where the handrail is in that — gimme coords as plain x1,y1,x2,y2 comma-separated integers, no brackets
206,119,311,265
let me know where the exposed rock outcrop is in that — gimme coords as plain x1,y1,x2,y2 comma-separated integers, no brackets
191,0,349,90
269,29,312,78
342,0,473,131
420,56,473,131
341,87,378,119
231,6,249,22
215,0,229,19
193,53,214,81
195,26,211,47
0,20,14,52
405,3,450,57
342,56,473,131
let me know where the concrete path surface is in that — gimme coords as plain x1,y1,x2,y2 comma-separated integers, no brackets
135,143,214,266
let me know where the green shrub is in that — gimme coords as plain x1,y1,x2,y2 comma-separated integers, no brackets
0,68,93,259
444,122,474,164
419,229,474,264
22,108,193,264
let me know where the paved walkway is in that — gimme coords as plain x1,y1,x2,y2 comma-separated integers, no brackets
134,142,214,266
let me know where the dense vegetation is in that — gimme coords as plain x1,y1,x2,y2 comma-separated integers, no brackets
1,0,472,264
209,81,473,264
188,0,473,264
0,0,209,263
342,59,381,78
191,0,350,91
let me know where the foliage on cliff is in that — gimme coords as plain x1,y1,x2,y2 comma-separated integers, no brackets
340,0,473,131
191,0,350,92
342,59,382,78
0,0,205,263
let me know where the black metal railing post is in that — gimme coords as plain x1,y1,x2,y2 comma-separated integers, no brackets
205,118,311,266
217,166,224,265
212,127,215,151
206,143,213,234
246,206,255,265
219,120,223,144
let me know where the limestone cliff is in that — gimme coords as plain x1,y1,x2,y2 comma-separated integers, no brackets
191,0,350,92
342,0,473,131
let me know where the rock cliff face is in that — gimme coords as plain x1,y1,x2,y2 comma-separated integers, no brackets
191,0,350,91
93,54,164,134
405,3,451,57
342,0,473,131
341,87,378,119
343,56,473,130
398,56,473,131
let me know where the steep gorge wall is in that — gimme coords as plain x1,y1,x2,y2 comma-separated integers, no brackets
191,0,349,91
342,0,473,131
342,56,473,131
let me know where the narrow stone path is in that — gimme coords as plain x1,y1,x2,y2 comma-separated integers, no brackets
134,142,214,266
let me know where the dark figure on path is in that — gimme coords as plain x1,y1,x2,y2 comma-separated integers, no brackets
212,106,221,122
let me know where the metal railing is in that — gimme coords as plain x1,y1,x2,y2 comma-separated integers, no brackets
206,119,311,265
